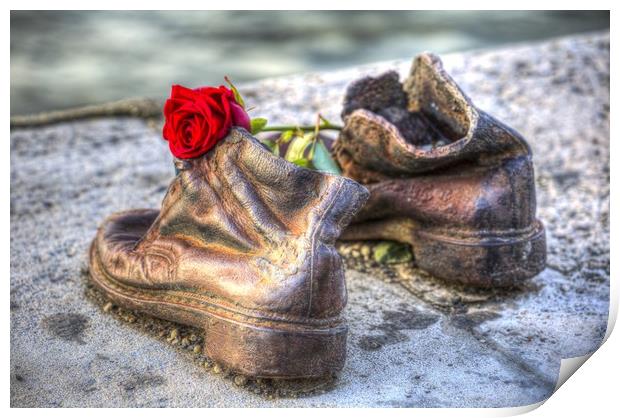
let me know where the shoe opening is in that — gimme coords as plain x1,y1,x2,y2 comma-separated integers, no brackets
341,54,474,152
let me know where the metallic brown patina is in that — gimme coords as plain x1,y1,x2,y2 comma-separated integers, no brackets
333,53,546,288
89,128,369,378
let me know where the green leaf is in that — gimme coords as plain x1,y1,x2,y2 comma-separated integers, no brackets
373,241,413,264
291,158,312,168
284,133,313,163
261,139,279,156
250,117,268,135
310,139,341,175
224,76,245,108
319,114,331,125
280,130,294,144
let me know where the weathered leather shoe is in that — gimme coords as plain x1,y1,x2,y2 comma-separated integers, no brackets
333,53,546,288
89,128,368,378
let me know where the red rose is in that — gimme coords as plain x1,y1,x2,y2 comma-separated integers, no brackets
162,84,251,159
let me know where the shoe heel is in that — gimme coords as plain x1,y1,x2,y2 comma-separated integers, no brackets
203,315,347,378
412,221,546,288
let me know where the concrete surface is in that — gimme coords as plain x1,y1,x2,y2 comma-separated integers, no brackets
10,32,609,407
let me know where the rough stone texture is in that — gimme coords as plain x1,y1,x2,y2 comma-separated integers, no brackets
10,32,609,407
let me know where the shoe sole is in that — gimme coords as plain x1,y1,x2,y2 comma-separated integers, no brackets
413,220,547,287
343,219,546,287
88,241,347,379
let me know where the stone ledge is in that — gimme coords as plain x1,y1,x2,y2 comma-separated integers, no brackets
10,31,609,407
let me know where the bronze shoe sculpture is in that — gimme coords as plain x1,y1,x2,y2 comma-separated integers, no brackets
333,53,546,288
89,128,369,378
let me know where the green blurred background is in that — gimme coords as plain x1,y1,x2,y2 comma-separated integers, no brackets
10,10,609,115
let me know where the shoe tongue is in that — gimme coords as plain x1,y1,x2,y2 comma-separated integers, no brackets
403,53,472,142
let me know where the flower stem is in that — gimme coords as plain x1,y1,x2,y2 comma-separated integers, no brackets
308,114,322,160
259,122,343,132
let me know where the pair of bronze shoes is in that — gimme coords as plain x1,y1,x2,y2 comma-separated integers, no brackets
89,54,546,379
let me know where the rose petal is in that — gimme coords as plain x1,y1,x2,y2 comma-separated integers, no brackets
162,84,247,159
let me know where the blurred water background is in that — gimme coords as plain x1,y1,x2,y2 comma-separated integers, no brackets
10,10,609,115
